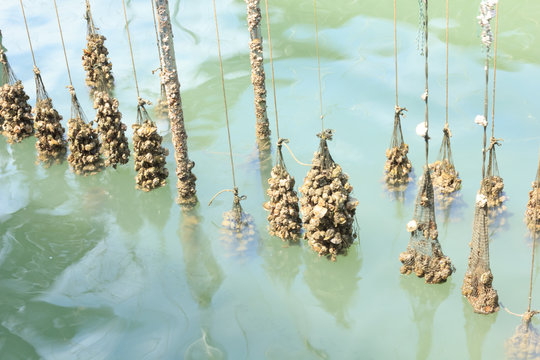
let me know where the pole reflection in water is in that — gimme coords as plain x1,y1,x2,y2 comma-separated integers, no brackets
303,245,362,327
400,276,452,360
462,298,497,359
180,208,226,360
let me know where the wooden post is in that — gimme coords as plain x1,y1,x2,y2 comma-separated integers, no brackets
154,0,197,207
246,0,270,142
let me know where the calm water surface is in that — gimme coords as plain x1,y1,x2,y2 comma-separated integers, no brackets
1,0,540,359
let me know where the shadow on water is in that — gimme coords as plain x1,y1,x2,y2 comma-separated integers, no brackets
303,244,362,327
462,297,498,360
400,276,453,360
179,208,227,359
260,234,303,291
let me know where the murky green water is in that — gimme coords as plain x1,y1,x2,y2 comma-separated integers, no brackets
1,0,540,359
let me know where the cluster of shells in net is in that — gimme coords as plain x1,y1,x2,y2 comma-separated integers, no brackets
67,117,104,175
93,91,130,168
132,120,169,191
384,143,412,187
153,92,168,119
506,320,540,359
263,165,302,242
461,270,499,314
429,159,462,208
33,98,67,165
482,175,506,208
525,181,540,233
82,33,114,95
399,221,454,283
0,81,33,143
299,152,358,261
220,206,257,256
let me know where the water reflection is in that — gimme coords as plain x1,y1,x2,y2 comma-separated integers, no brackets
303,245,362,327
400,277,452,360
462,298,497,360
506,317,540,359
260,235,303,291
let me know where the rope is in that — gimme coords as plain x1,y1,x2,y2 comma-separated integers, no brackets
121,0,141,100
212,0,237,189
263,0,280,140
85,0,97,35
423,0,429,165
280,140,313,167
444,0,449,127
53,0,73,86
490,0,499,139
313,0,324,132
18,0,37,68
151,0,163,76
481,58,489,179
393,0,398,107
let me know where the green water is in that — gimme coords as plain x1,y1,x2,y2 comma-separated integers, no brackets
1,0,540,359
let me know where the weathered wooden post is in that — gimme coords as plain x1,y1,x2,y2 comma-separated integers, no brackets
154,0,197,207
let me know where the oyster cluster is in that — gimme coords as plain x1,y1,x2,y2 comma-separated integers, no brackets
82,33,114,95
154,91,168,119
525,181,540,233
429,159,462,208
506,319,540,360
0,81,33,143
67,117,104,175
384,143,412,188
220,206,256,256
33,98,67,164
93,91,130,168
399,221,454,283
462,270,499,314
264,164,302,242
300,146,358,261
482,175,505,207
132,120,169,191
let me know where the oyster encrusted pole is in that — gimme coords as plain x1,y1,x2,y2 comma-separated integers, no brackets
154,0,197,206
246,0,270,142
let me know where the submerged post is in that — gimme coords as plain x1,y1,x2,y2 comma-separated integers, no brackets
246,0,270,143
154,0,197,207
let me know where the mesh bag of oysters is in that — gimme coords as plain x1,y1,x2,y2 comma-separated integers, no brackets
263,139,302,242
482,139,506,218
385,106,412,190
399,166,454,283
429,125,461,209
525,156,540,234
67,89,104,175
132,100,169,191
0,49,34,143
32,68,67,165
218,189,257,257
154,83,168,119
82,1,114,96
506,312,540,360
93,90,130,168
299,129,358,261
461,190,499,314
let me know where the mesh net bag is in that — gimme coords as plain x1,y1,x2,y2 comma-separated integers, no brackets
33,68,67,165
482,139,505,208
0,49,34,143
153,82,168,119
399,165,454,283
132,100,169,191
506,312,540,359
461,187,499,314
82,1,114,96
67,89,104,175
429,125,462,209
385,107,412,190
525,156,540,233
220,190,257,257
263,139,302,242
93,90,130,168
299,130,358,261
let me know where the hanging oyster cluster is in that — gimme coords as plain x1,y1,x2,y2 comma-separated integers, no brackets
132,119,169,191
220,197,257,256
82,33,114,95
93,91,130,168
482,175,505,208
264,148,302,242
430,159,462,206
477,0,498,50
506,316,540,360
300,131,358,261
399,220,454,283
0,81,33,143
34,98,67,164
525,181,540,233
67,117,104,175
154,84,168,119
385,107,412,189
462,269,499,314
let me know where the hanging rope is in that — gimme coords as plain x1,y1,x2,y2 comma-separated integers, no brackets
313,0,324,132
445,0,449,127
263,0,279,141
121,0,141,101
423,0,429,165
490,0,499,140
18,0,37,70
53,0,72,87
151,0,162,74
393,0,399,108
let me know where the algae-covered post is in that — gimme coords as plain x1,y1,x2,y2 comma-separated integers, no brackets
246,0,270,143
154,0,197,207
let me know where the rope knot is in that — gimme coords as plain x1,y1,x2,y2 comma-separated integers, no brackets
277,138,289,148
137,97,151,107
395,106,407,117
488,137,503,151
66,85,76,96
33,66,40,75
317,129,334,141
443,124,452,137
